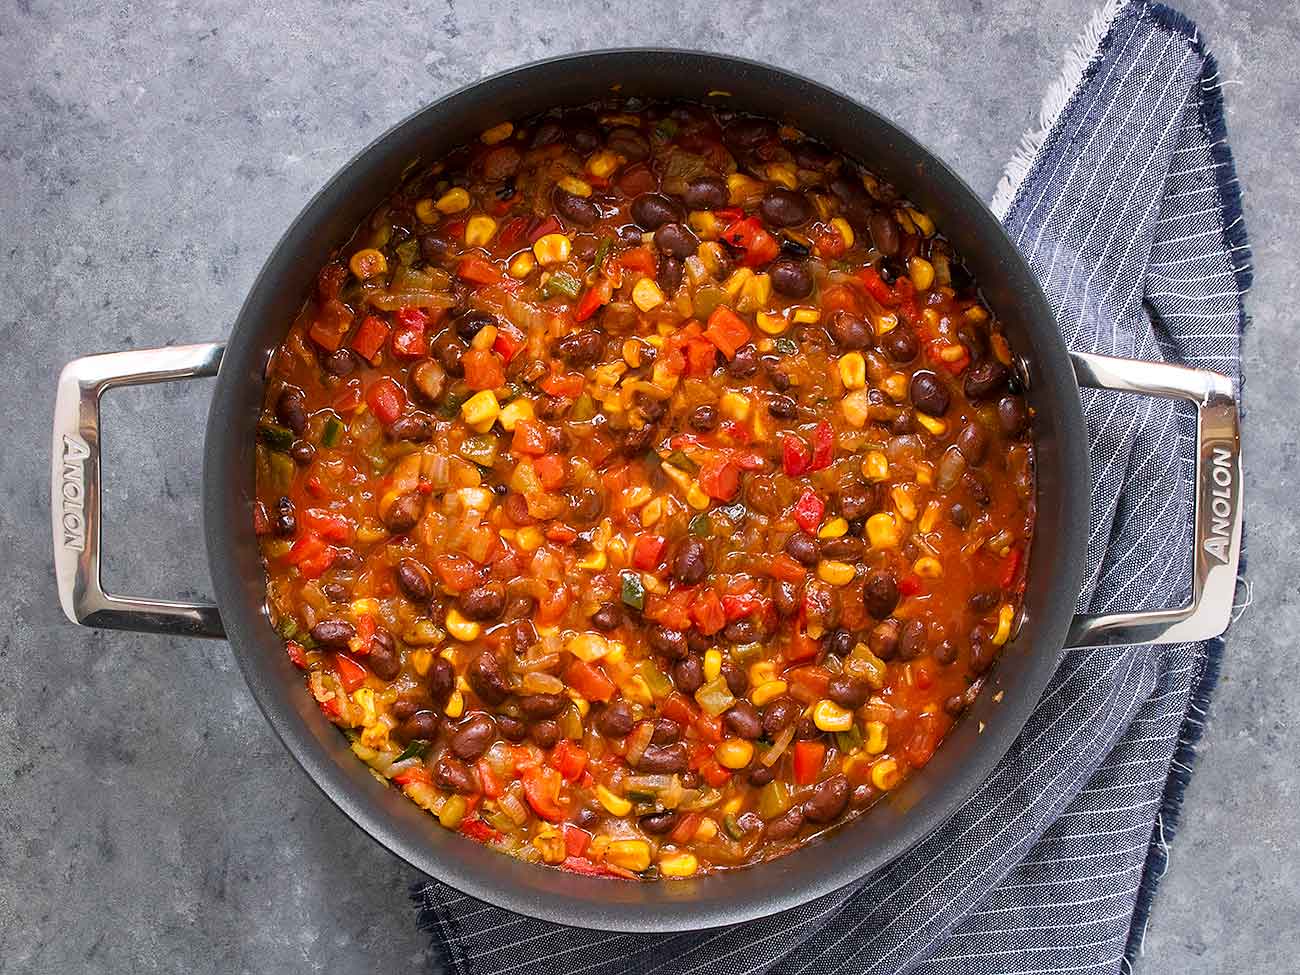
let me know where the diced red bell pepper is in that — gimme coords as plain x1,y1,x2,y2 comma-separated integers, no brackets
781,434,811,476
498,216,533,250
690,590,726,636
284,532,335,579
574,278,613,323
812,224,848,259
350,315,390,364
898,574,924,598
545,523,577,545
521,765,566,822
460,818,503,844
1000,547,1022,589
784,628,820,663
510,420,549,456
768,553,808,583
632,534,667,571
808,421,835,471
537,584,572,625
391,322,427,359
551,740,588,782
791,487,825,533
819,284,862,319
539,370,584,399
857,266,897,307
392,765,433,788
564,659,616,702
698,759,732,788
533,453,567,491
695,713,723,743
285,640,307,669
475,760,504,799
493,322,526,364
669,812,703,844
333,652,368,692
721,216,780,267
732,449,765,471
365,377,406,425
793,740,826,786
560,855,631,879
685,337,717,377
722,591,769,622
526,215,562,245
660,693,699,728
457,255,501,286
308,299,355,352
645,589,694,631
712,206,743,223
302,508,353,543
563,824,592,858
462,347,506,391
352,614,376,655
434,553,479,591
698,457,740,501
703,306,752,360
617,246,657,277
906,710,943,768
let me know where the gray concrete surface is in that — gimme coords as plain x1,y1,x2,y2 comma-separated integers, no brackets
1,1,1294,972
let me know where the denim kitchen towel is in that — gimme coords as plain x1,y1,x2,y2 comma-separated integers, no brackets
416,1,1251,971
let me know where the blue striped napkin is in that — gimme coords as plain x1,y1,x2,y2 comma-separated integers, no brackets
415,2,1250,971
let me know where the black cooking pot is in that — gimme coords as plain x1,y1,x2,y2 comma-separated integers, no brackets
50,50,1242,932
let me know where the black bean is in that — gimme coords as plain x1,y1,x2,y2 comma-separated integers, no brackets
773,581,802,619
652,717,683,745
748,764,776,787
435,756,478,794
759,189,813,228
460,583,506,621
310,619,354,648
869,620,900,660
944,694,967,717
454,310,495,343
909,371,951,416
762,697,800,736
649,626,689,659
591,602,623,631
410,359,447,403
970,626,997,674
672,538,708,586
727,344,759,378
684,176,729,209
631,193,684,230
792,140,834,169
553,187,600,226
531,121,564,147
689,404,719,432
635,742,689,773
396,710,439,743
934,639,959,665
290,441,315,465
898,619,927,660
388,413,433,442
273,496,296,537
518,693,567,720
640,811,679,835
723,619,759,644
323,348,358,377
653,222,699,258
396,559,432,602
998,395,1029,436
724,116,776,148
820,537,863,561
467,651,510,705
869,211,901,256
780,237,811,258
428,657,455,701
658,254,684,294
634,391,667,423
276,386,308,435
595,700,634,738
672,654,704,694
882,327,919,363
785,531,820,567
451,713,496,760
496,715,527,741
367,630,401,680
530,719,560,749
434,333,465,378
803,773,851,823
607,126,649,162
620,423,657,456
322,582,347,603
964,359,1010,401
767,393,797,419
969,590,1000,614
862,570,900,620
770,258,813,298
950,502,972,528
829,311,871,351
723,701,763,739
765,805,805,841
827,675,870,710
829,173,873,226
838,483,876,522
554,329,603,368
823,627,854,658
721,661,749,698
957,422,990,465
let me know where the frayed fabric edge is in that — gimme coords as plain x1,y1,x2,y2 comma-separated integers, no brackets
990,0,1130,218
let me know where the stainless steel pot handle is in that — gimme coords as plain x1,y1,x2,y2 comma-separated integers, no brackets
1065,352,1242,648
52,344,228,638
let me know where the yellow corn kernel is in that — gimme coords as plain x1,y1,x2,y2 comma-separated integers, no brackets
818,517,848,540
438,794,467,829
640,496,664,528
686,483,710,511
871,757,902,791
414,198,438,224
922,308,941,331
908,256,935,291
866,512,901,549
532,830,567,864
516,526,543,552
586,150,621,179
993,603,1015,646
742,272,771,307
570,693,590,717
533,233,572,267
965,303,991,324
350,597,380,618
812,699,854,733
566,632,610,662
588,836,611,859
443,689,465,718
349,248,387,279
694,817,719,841
831,216,855,248
991,332,1012,367
621,485,654,510
726,173,765,205
842,389,870,428
716,738,755,769
507,251,536,279
602,640,626,665
874,311,899,336
411,649,433,677
756,310,788,335
464,215,498,248
906,207,935,237
916,413,948,436
749,660,777,686
435,187,471,214
751,679,788,708
480,121,513,145
498,398,535,433
722,267,753,299
445,608,480,642
658,851,699,879
766,162,798,189
865,721,888,755
817,560,856,587
914,462,934,486
688,210,720,240
460,390,500,431
861,450,889,482
914,556,943,579
605,839,652,873
596,784,632,816
838,352,867,391
918,501,940,534
632,277,665,311
936,343,967,364
891,485,918,522
882,372,909,401
621,339,644,368
557,175,592,198
791,306,820,325
720,391,751,422
703,649,723,682
470,324,497,351
625,674,654,705
577,549,607,571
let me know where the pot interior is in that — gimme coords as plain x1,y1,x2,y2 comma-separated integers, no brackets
204,50,1088,931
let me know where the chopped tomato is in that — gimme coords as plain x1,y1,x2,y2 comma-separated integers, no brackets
617,246,657,277
615,163,658,197
526,215,562,244
784,628,820,662
898,574,924,598
721,216,780,267
685,337,717,377
812,224,848,259
691,590,726,636
350,315,390,364
392,765,433,788
365,377,406,424
669,812,703,845
457,255,501,286
703,306,752,360
699,759,732,788
498,216,533,250
906,710,943,768
722,591,769,622
793,740,826,786
308,299,355,351
563,824,592,858
791,488,825,533
301,508,353,543
857,266,897,307
695,713,723,744
533,453,567,491
460,818,503,844
698,457,740,501
1000,547,1022,589
551,740,588,782
769,553,808,583
646,589,694,631
788,665,830,699
536,584,572,625
632,534,666,571
463,347,506,390
660,693,698,728
511,419,549,456
332,378,363,413
284,532,335,579
781,434,811,476
521,765,566,822
493,322,526,363
819,284,862,319
560,855,631,879
574,278,613,322
353,613,376,655
476,760,504,799
434,554,479,592
564,659,615,702
808,421,835,471
285,640,307,669
539,370,585,399
333,652,368,692
391,322,427,359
